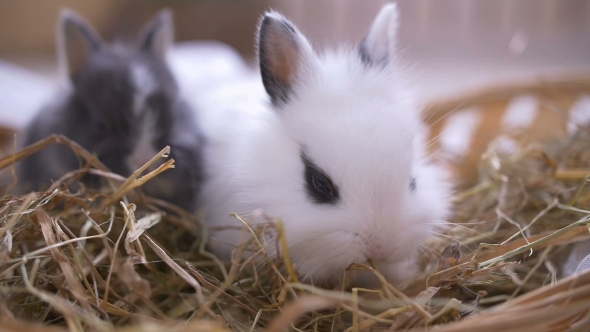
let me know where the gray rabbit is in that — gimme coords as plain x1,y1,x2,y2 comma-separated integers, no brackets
14,8,203,211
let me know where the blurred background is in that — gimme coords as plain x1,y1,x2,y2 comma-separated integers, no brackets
0,0,589,102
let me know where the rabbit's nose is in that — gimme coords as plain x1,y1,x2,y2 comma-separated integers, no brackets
359,232,393,261
364,244,389,261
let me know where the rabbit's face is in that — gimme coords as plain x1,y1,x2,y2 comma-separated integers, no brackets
59,9,177,174
247,4,452,285
73,51,176,172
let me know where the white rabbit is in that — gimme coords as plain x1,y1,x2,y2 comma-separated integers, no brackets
196,3,452,286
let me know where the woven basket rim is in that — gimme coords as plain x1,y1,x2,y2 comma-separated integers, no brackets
423,69,590,122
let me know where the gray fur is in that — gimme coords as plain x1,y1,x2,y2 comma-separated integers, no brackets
14,8,203,211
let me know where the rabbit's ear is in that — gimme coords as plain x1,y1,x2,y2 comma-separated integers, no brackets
358,3,399,67
257,11,315,106
57,8,102,79
137,9,174,59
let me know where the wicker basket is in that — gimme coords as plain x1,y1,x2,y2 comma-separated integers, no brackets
424,71,590,187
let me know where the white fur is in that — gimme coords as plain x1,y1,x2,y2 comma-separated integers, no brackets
129,62,159,170
196,4,452,285
361,3,399,64
131,62,158,115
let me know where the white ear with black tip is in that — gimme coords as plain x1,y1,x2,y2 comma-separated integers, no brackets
257,11,315,106
136,9,174,59
358,3,400,67
57,8,103,79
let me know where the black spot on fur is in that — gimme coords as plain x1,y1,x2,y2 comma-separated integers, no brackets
281,20,296,34
358,37,388,68
410,177,417,192
301,151,339,205
358,37,372,66
138,27,159,54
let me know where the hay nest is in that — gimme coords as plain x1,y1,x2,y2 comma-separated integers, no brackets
2,92,590,331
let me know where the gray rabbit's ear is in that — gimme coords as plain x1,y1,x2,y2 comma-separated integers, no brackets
358,3,399,67
257,11,315,107
136,9,174,59
57,8,102,79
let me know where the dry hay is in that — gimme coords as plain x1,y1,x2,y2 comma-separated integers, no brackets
1,123,590,332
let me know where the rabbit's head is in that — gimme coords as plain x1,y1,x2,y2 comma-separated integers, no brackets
57,8,179,173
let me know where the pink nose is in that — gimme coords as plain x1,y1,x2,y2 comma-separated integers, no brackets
365,243,388,261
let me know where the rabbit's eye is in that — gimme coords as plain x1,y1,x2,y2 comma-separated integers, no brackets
312,171,335,196
302,152,339,205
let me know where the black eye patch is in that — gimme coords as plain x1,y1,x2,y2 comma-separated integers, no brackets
301,152,339,205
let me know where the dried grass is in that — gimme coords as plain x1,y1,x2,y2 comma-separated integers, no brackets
1,122,590,332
